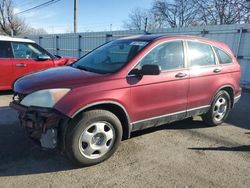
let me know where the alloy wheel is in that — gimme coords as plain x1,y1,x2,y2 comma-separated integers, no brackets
78,121,115,159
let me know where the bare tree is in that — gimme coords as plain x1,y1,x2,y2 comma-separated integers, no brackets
195,0,250,25
0,0,29,36
123,7,149,30
152,0,200,28
123,7,164,31
123,8,141,30
27,27,47,35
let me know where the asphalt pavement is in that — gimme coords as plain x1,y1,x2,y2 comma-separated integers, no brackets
0,91,249,188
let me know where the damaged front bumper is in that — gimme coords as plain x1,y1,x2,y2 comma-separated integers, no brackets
10,102,66,149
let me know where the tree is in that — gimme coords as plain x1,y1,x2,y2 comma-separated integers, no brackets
125,0,250,30
152,0,200,28
152,0,250,27
0,0,30,36
194,0,250,25
123,7,149,30
123,7,164,31
27,27,47,35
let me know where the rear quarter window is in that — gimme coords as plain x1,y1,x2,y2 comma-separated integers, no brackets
214,47,232,64
0,41,13,58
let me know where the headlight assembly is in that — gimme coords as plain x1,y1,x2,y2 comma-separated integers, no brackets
20,88,70,108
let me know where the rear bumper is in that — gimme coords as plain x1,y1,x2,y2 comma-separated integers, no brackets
9,102,65,149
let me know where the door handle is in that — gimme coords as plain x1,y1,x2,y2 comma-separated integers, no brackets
175,72,187,78
213,68,221,73
16,63,27,67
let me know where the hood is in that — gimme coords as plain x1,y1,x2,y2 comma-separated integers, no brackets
13,66,108,94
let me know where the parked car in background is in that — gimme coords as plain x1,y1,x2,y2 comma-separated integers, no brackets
0,36,77,90
10,35,241,167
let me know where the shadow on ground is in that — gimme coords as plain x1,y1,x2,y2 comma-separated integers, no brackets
131,117,210,138
0,92,249,177
0,90,13,96
226,92,250,130
0,134,76,177
0,110,211,177
189,145,250,152
0,107,76,177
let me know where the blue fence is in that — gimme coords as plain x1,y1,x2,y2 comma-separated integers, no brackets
20,24,250,88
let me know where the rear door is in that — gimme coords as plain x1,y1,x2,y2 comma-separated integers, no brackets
129,40,189,130
186,41,221,115
0,41,14,90
11,42,54,80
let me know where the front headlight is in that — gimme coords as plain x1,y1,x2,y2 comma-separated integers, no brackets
20,88,71,108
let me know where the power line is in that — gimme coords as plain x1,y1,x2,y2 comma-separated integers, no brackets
15,0,61,15
15,0,42,9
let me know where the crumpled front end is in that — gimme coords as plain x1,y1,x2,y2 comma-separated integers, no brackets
10,93,66,149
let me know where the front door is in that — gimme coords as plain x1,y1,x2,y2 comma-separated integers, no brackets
129,40,189,131
11,42,54,81
0,41,14,90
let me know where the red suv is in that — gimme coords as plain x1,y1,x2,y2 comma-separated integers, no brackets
0,36,76,90
10,35,241,166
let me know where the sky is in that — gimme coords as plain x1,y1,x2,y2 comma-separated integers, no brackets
13,0,153,34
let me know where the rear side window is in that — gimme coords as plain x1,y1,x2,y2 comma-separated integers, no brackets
187,41,216,66
214,47,232,64
0,41,13,58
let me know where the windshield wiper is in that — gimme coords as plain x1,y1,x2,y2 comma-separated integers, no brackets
75,65,110,74
76,65,92,72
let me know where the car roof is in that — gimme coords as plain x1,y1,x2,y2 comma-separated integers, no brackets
120,34,233,58
119,34,223,45
118,34,166,42
0,35,35,43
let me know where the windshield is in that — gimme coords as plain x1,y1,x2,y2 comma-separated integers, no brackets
72,40,148,74
32,43,55,59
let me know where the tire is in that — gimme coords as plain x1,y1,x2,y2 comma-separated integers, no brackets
65,109,123,167
202,90,231,126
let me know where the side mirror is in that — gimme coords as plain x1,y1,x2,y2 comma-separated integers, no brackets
37,54,50,61
141,64,161,75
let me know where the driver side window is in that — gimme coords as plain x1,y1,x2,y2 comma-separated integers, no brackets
12,42,44,59
136,41,184,71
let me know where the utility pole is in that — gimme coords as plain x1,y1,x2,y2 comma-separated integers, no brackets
74,0,78,33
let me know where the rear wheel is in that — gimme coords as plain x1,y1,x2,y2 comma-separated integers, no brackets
65,110,122,166
202,90,231,126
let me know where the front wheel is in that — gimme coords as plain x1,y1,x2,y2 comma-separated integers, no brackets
202,90,231,126
65,110,123,166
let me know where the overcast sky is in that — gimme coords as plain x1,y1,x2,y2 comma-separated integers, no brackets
13,0,153,34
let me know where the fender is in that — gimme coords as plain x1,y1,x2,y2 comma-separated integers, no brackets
211,84,235,107
71,100,132,138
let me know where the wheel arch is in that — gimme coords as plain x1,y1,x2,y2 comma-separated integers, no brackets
71,101,132,139
214,85,235,108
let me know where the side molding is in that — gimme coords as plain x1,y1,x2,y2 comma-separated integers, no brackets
131,105,210,132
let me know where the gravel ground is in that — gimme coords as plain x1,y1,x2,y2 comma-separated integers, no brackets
0,91,249,188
